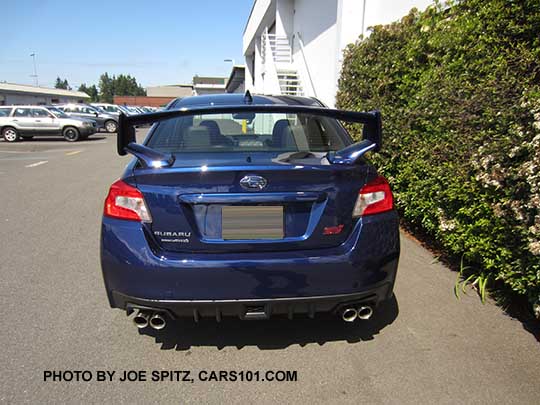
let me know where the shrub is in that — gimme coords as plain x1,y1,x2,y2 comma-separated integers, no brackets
336,0,540,311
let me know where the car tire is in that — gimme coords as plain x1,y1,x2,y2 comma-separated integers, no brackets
63,126,80,142
2,127,20,142
104,120,118,133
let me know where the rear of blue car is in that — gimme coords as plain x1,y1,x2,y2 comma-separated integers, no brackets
100,94,399,330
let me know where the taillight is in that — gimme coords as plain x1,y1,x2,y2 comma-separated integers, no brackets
104,179,152,222
353,175,393,217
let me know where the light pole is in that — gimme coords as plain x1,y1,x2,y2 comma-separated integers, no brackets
30,52,38,86
361,0,367,39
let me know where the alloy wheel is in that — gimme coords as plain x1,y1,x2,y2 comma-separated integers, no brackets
3,128,18,142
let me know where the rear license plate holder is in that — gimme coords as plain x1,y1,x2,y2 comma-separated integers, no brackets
222,206,283,240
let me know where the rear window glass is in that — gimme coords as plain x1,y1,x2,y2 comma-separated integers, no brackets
0,108,12,117
146,112,349,153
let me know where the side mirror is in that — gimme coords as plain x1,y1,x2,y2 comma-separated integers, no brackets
94,112,99,117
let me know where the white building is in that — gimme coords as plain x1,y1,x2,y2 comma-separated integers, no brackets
243,0,433,107
0,82,90,105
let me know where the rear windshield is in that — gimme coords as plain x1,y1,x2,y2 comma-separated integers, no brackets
146,112,350,153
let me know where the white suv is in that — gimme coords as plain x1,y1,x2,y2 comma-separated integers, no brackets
0,106,97,142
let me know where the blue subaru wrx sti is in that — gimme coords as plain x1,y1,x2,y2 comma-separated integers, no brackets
100,92,399,330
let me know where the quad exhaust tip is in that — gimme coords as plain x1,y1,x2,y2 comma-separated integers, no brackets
133,311,150,329
341,305,373,322
341,307,358,322
149,313,167,330
133,310,167,330
357,306,373,320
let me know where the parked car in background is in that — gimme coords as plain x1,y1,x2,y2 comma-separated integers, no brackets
0,105,97,142
124,105,144,115
91,103,132,117
56,103,118,133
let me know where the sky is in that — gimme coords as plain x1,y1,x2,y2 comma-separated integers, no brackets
0,0,252,89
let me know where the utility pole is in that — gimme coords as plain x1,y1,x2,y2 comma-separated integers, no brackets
30,53,38,86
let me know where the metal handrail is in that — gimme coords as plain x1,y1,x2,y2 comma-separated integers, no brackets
295,32,317,97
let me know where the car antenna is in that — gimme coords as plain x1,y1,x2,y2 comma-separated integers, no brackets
244,90,253,104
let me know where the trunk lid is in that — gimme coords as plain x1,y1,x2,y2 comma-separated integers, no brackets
132,155,371,253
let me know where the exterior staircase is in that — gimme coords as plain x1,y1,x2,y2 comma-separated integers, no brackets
277,70,303,96
261,28,304,96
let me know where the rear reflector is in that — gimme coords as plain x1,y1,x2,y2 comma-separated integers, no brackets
353,176,393,217
104,179,152,222
323,224,344,235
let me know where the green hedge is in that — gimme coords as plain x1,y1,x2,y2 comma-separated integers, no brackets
336,0,540,310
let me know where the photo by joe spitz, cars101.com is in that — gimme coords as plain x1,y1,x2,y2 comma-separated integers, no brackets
100,91,399,331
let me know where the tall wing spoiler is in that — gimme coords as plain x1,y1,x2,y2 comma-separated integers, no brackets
118,105,382,167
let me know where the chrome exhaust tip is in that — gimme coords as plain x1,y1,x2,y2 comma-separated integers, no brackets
149,313,167,330
133,311,150,329
357,306,373,320
341,307,358,322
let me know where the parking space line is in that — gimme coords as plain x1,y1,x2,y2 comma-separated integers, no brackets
65,150,82,156
25,161,48,168
0,148,87,154
0,157,50,161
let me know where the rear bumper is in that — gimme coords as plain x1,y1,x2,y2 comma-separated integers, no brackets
81,127,96,135
112,286,392,320
101,211,400,315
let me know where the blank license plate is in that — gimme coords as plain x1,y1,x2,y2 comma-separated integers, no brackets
222,206,283,240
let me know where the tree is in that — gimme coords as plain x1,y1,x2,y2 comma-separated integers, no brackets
112,74,146,97
87,85,99,102
55,77,71,90
98,73,114,103
97,73,146,102
78,83,99,102
79,72,146,103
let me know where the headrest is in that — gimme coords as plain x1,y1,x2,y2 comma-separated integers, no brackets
199,120,221,136
272,119,297,149
183,126,211,149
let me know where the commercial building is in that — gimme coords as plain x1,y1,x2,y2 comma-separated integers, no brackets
146,85,194,98
114,84,194,107
115,76,230,106
243,0,432,107
193,76,227,95
113,96,177,108
225,66,246,94
0,82,89,105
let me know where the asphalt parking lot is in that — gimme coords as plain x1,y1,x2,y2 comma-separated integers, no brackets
0,132,538,404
